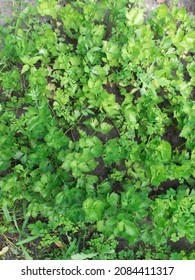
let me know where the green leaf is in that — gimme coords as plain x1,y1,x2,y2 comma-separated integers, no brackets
126,8,144,26
83,198,94,211
101,93,120,117
21,64,30,74
156,5,169,19
37,0,60,19
78,162,90,172
102,41,120,67
98,181,112,194
16,236,39,246
20,56,42,66
157,141,172,162
125,222,138,237
92,65,106,77
104,139,121,164
107,192,119,207
151,164,168,186
83,198,106,222
172,7,188,22
2,206,12,222
182,30,195,51
99,122,113,134
71,253,98,260
116,221,125,233
187,62,195,78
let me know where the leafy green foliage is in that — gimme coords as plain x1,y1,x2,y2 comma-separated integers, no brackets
150,186,195,244
0,0,194,260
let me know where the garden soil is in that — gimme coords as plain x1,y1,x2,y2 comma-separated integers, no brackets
0,0,195,23
0,0,194,259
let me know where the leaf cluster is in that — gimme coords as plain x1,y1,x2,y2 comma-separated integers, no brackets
0,0,194,259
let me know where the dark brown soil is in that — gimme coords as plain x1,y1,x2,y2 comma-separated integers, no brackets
162,121,186,150
168,237,195,252
149,179,180,197
103,83,124,105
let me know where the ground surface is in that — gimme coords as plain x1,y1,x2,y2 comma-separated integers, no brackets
0,0,195,23
0,0,194,260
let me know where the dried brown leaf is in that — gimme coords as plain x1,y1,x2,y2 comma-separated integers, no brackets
55,241,63,248
0,246,9,256
156,0,166,3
